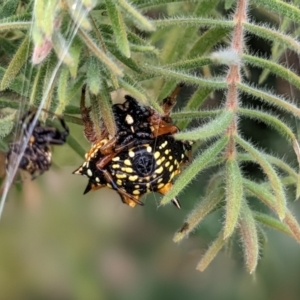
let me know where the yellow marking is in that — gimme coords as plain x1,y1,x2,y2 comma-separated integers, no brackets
154,151,160,159
112,157,120,161
156,159,162,165
129,151,135,157
157,178,163,183
125,114,134,124
117,179,122,185
157,183,165,189
129,175,138,181
160,156,166,163
130,126,135,132
164,149,170,155
146,183,151,188
146,146,152,153
165,161,170,167
87,169,93,177
96,177,100,182
112,164,120,169
121,167,133,173
135,185,140,189
169,165,174,172
161,141,168,148
155,166,163,174
133,190,140,195
168,156,173,160
107,183,112,188
139,175,150,182
116,173,127,179
124,159,131,166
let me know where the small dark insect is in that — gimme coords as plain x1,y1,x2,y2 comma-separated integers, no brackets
74,84,192,208
6,110,69,179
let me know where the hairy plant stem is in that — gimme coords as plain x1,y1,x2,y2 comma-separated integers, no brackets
223,0,248,239
225,0,247,144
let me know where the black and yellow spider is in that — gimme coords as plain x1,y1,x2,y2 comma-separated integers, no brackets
6,110,69,179
73,84,192,208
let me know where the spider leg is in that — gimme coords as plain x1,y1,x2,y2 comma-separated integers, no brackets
118,193,144,207
151,123,179,138
146,84,185,137
31,127,61,145
98,136,119,155
98,133,132,154
161,82,184,116
56,117,69,141
96,152,118,169
96,139,135,170
114,140,135,152
24,113,69,146
43,124,69,145
19,110,36,128
20,110,41,140
80,85,98,143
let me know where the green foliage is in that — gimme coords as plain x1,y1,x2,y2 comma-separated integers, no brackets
0,111,15,138
1,0,300,274
224,159,243,239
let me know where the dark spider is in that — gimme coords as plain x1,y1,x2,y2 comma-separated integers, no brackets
74,84,192,208
6,110,69,179
74,135,191,208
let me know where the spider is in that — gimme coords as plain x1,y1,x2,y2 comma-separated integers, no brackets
74,135,191,208
6,110,69,179
74,84,192,208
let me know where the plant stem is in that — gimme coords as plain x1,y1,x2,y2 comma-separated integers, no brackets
225,0,248,156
